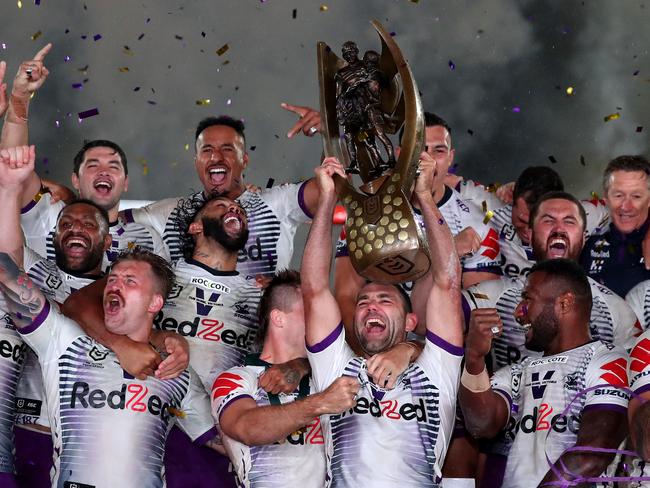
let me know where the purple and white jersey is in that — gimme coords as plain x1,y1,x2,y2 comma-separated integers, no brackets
492,341,629,487
488,205,535,280
0,306,26,475
336,186,502,293
124,183,312,277
212,359,326,487
628,330,650,479
20,192,168,269
307,324,462,487
16,247,99,430
582,198,610,237
155,259,261,393
19,302,215,487
455,179,505,212
626,280,650,331
463,276,640,369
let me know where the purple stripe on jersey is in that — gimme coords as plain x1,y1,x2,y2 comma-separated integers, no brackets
297,181,314,219
335,245,349,258
122,208,135,223
0,472,18,487
426,330,464,356
194,426,219,446
461,265,503,276
461,295,472,331
19,300,51,335
307,322,343,353
20,199,38,214
634,383,650,395
493,389,513,411
583,403,627,414
218,394,254,421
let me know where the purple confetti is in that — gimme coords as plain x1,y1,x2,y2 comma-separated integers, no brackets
72,83,83,89
93,34,102,41
512,106,521,113
55,120,60,127
637,126,644,132
448,60,455,70
35,0,41,4
64,55,70,62
81,35,87,40
633,70,640,76
42,157,48,165
138,33,145,40
1,43,6,50
389,31,396,36
78,108,99,120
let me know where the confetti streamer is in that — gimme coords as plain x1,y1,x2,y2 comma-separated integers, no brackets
147,100,156,105
266,178,275,188
292,8,297,18
196,99,211,106
481,201,494,225
138,33,145,40
637,126,643,132
603,112,620,122
580,155,586,166
512,106,521,113
448,60,455,70
566,86,574,95
216,44,229,56
118,67,129,72
31,31,42,41
78,108,99,120
548,155,557,163
319,4,328,11
93,34,102,41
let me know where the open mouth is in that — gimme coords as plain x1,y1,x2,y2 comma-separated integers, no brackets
104,292,124,314
223,212,243,232
364,317,386,335
547,234,569,258
93,179,113,196
63,235,90,256
208,166,228,185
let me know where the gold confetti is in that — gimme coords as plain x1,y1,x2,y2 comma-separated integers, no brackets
123,46,134,56
167,406,186,418
472,292,489,300
566,86,574,95
216,43,229,56
195,99,211,106
17,0,22,7
604,112,620,122
483,210,494,225
127,241,136,250
118,67,129,73
31,30,42,41
319,4,328,11
184,143,190,151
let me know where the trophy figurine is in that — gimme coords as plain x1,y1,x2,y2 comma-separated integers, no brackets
317,20,430,284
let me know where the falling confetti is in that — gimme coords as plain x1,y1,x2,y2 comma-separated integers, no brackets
566,86,574,95
93,34,102,41
580,155,586,166
633,70,640,76
292,8,297,18
139,158,149,175
147,100,157,105
548,155,557,163
481,201,494,225
17,0,22,8
216,43,229,56
133,86,140,91
467,129,474,136
174,35,183,40
249,145,256,151
226,98,232,105
167,407,186,418
637,126,644,132
512,106,521,113
31,31,42,41
603,112,620,122
319,4,328,11
472,292,489,300
1,44,7,50
123,45,133,55
184,143,190,151
35,0,41,4
448,60,455,70
78,108,99,120
64,55,70,62
266,178,275,188
118,67,129,73
195,99,211,106
72,83,83,89
138,33,145,40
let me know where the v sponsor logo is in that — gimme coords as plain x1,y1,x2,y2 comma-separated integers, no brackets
530,370,555,399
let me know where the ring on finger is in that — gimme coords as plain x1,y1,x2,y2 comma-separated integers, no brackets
490,326,500,335
309,126,318,134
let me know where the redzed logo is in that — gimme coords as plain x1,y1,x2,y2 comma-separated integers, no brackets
480,228,500,260
599,358,628,386
630,338,650,373
287,418,324,445
212,372,244,400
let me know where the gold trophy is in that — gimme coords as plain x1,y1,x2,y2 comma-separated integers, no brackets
318,20,430,284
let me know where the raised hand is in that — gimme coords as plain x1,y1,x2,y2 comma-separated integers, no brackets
0,144,35,188
315,157,346,195
0,61,7,117
12,43,52,99
282,102,322,138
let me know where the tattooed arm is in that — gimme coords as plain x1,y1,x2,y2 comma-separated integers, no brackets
0,251,46,328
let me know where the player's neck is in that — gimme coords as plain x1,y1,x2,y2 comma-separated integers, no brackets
544,327,591,356
106,205,120,224
192,243,237,272
260,336,306,365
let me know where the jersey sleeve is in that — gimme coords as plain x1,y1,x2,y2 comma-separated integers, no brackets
626,281,648,331
176,368,219,444
306,323,356,392
261,182,313,224
418,330,463,400
122,197,179,236
628,331,650,395
461,279,504,326
606,289,642,348
457,180,506,211
584,343,629,412
20,193,62,253
147,224,171,262
22,246,47,271
581,198,610,237
458,204,502,274
211,366,258,424
490,364,514,416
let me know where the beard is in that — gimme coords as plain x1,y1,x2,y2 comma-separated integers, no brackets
525,304,560,352
202,217,249,252
53,238,105,274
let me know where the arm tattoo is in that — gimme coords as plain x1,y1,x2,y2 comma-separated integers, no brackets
283,369,300,385
0,252,45,327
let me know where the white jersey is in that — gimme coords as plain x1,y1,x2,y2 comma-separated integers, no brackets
455,179,505,212
489,205,535,280
155,259,261,393
307,324,462,487
582,197,610,237
492,341,629,488
20,192,168,269
124,183,312,276
19,301,215,488
626,280,650,331
463,276,639,369
336,185,502,292
627,331,650,480
16,247,100,430
212,356,326,488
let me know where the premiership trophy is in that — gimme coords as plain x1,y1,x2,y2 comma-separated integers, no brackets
318,20,430,284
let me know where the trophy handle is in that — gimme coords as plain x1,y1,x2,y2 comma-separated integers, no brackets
371,20,425,195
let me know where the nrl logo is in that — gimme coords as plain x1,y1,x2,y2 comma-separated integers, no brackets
167,284,183,300
45,273,62,290
88,345,109,362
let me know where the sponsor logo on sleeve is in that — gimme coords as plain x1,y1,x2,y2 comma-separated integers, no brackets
599,358,628,387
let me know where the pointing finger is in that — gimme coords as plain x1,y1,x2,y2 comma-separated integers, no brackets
33,43,52,62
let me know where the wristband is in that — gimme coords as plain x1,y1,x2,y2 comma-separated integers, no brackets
460,364,490,393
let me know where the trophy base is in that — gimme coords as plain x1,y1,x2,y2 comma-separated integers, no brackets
359,173,391,195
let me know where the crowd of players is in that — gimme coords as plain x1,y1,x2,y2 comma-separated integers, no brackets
0,44,649,488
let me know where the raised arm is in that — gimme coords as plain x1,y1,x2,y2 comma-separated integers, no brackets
1,45,51,207
0,144,35,266
415,151,463,346
0,252,46,329
301,157,346,346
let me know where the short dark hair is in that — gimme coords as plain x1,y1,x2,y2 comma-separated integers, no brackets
512,166,564,209
529,258,592,315
529,191,587,232
56,198,110,235
602,155,650,193
73,140,128,176
194,116,246,147
112,248,176,303
256,269,301,346
398,111,451,144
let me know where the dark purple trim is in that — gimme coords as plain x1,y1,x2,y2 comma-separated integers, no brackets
493,388,513,410
297,180,314,219
20,198,38,215
335,244,349,258
583,403,627,414
461,295,472,332
193,426,219,445
634,383,650,395
122,208,134,223
20,300,51,335
461,265,503,276
217,394,254,421
307,322,343,353
426,330,464,357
